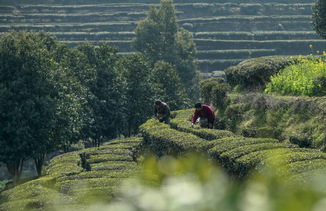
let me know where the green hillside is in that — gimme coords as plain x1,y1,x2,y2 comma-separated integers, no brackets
2,108,326,210
0,137,143,210
2,1,326,210
1,0,325,74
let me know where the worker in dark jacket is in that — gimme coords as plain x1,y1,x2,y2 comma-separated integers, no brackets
191,102,215,129
154,99,170,124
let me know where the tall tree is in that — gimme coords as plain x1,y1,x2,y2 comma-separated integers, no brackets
119,54,155,136
312,0,326,39
54,45,96,149
0,31,86,182
75,42,124,147
151,61,189,111
132,0,200,102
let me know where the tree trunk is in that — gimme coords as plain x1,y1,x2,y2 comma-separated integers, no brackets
6,158,24,186
128,124,131,137
93,138,100,147
63,144,68,153
34,153,45,177
97,138,101,148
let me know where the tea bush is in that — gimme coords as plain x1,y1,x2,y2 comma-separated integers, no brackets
225,56,297,88
0,137,143,210
170,109,235,140
140,119,209,157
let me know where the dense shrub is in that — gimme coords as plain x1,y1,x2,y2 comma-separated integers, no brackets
265,54,326,96
225,56,297,88
200,77,230,110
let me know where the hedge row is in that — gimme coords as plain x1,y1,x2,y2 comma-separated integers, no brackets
179,15,312,24
197,49,278,60
2,30,319,42
0,21,139,33
59,40,133,51
0,12,147,23
14,3,312,12
194,31,321,40
195,39,326,53
183,20,311,32
12,3,313,18
140,119,209,157
0,137,143,210
0,19,312,34
17,4,150,14
170,109,235,140
197,59,244,72
141,110,326,183
50,31,135,41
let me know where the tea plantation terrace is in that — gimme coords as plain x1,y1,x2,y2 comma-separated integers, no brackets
1,109,326,210
1,1,326,75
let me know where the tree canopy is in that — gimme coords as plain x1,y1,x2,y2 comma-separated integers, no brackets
312,0,326,39
0,31,86,182
132,0,200,101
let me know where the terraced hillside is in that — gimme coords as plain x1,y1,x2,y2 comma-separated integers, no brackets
2,109,326,210
1,0,326,75
0,137,144,210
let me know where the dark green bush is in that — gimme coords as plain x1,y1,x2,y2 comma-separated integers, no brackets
242,126,282,139
225,56,296,88
200,78,226,106
312,75,326,96
289,133,313,147
224,103,249,132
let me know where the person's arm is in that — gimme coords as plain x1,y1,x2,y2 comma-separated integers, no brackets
191,110,198,124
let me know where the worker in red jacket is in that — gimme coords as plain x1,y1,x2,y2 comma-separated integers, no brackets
191,102,215,129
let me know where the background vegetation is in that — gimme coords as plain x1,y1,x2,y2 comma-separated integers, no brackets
0,29,192,185
2,0,326,210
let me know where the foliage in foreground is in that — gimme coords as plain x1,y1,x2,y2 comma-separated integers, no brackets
51,154,326,211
